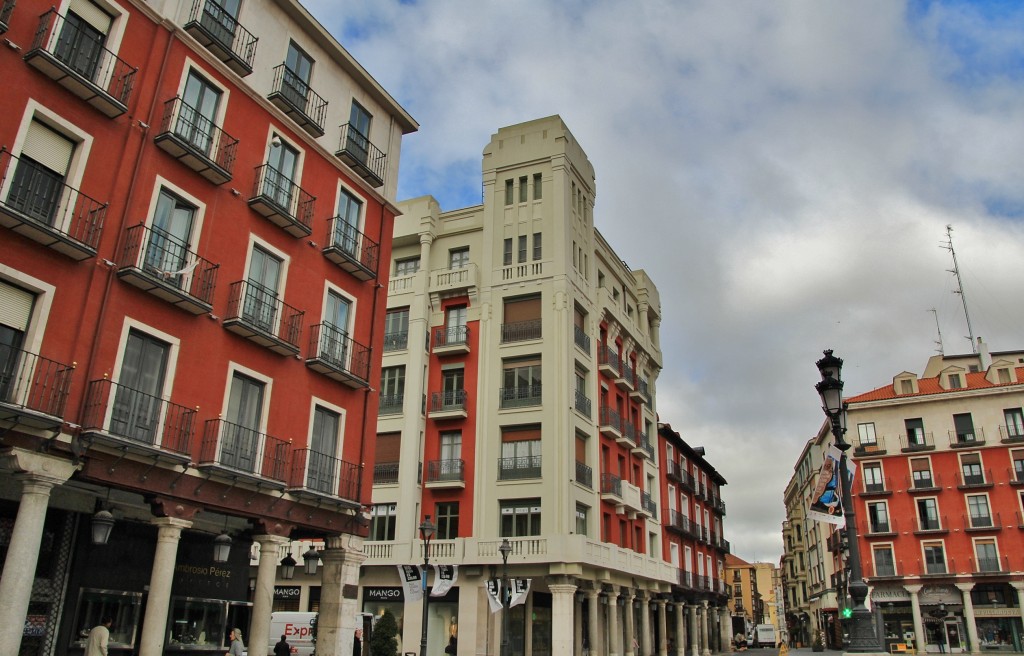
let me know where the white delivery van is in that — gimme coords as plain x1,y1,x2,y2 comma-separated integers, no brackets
753,624,777,648
268,612,316,656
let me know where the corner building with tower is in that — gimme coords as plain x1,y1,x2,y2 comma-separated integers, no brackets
358,116,732,656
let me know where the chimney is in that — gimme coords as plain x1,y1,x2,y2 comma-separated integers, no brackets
978,337,992,370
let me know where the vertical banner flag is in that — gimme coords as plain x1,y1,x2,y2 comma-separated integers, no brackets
509,578,531,607
808,445,844,525
431,564,458,597
485,579,503,614
398,564,424,602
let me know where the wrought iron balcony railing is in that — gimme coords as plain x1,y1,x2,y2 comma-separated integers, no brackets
0,0,14,33
950,427,985,448
575,461,592,488
289,448,359,502
199,418,290,482
597,345,621,375
500,319,541,343
306,323,370,388
382,330,408,352
323,216,378,280
81,378,194,456
117,223,218,314
268,63,327,137
248,164,315,237
373,462,399,485
434,325,469,350
335,123,385,188
154,96,238,184
0,344,73,423
498,455,541,480
427,458,465,483
183,0,258,76
574,390,591,417
499,384,542,409
378,393,404,415
224,280,303,354
600,472,622,497
573,324,590,352
429,389,466,414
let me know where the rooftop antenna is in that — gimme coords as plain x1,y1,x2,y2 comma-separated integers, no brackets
929,308,944,355
940,224,977,353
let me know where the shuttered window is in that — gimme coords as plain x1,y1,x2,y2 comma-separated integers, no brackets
503,296,540,323
501,425,540,442
22,121,75,175
0,281,35,331
69,0,113,34
575,435,587,462
376,432,401,462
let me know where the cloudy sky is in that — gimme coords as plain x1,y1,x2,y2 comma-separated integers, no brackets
308,0,1024,562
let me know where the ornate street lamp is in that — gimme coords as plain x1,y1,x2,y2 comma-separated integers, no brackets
280,553,297,580
419,516,436,656
303,546,320,576
815,349,881,652
499,539,512,656
90,508,115,545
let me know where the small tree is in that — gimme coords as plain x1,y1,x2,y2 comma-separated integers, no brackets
369,610,399,656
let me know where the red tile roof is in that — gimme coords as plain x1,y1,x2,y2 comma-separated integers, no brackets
847,367,1024,403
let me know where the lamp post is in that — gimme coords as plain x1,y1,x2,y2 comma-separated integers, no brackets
815,349,881,653
419,516,436,656
499,538,512,656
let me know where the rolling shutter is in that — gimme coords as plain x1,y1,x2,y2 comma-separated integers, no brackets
0,281,34,331
22,122,74,175
69,0,112,34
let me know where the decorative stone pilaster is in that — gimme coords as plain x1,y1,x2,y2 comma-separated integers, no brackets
640,594,653,656
551,583,578,656
688,604,699,656
608,589,621,656
249,534,290,656
317,534,367,656
624,591,636,656
587,588,601,656
904,584,926,653
956,582,979,653
675,602,687,656
656,599,668,656
138,517,194,656
700,601,710,656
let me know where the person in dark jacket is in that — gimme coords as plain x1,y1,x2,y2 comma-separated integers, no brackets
274,634,290,656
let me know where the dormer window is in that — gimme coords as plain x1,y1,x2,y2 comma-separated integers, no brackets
948,373,963,389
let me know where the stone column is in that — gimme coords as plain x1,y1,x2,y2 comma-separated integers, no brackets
0,449,76,656
657,599,668,656
675,603,687,656
719,607,732,653
640,594,653,656
587,589,601,656
525,589,535,655
624,591,637,656
248,534,290,656
700,601,711,656
318,534,367,656
138,517,193,656
688,604,700,656
956,582,979,653
608,590,621,656
551,583,578,656
1012,582,1024,644
905,584,926,653
575,592,584,656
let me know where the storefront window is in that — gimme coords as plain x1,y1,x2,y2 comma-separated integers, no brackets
977,618,1020,651
70,589,142,651
167,597,227,648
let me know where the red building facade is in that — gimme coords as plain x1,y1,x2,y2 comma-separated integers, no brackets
0,0,415,654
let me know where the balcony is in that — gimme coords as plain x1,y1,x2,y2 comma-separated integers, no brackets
322,217,378,281
154,97,237,184
574,390,591,418
900,431,935,452
974,555,1007,575
949,427,985,448
574,325,591,352
433,325,469,355
597,345,621,377
619,421,637,448
223,281,303,355
633,432,654,458
599,406,623,439
377,393,406,417
617,367,635,392
335,123,385,188
0,345,73,430
198,418,290,486
1000,424,1024,444
428,389,467,420
288,449,359,505
957,469,992,489
429,263,478,296
907,472,942,492
679,469,695,492
0,0,14,33
860,477,891,497
665,460,682,483
267,63,326,137
498,455,541,481
500,319,541,343
601,472,623,501
854,436,887,456
80,379,194,463
641,490,657,517
305,323,370,388
966,511,1000,531
636,377,651,404
248,164,315,237
116,223,218,315
867,517,897,537
426,459,465,488
575,461,592,489
499,384,541,409
183,0,257,76
24,10,137,117
0,149,106,260
382,331,408,352
373,462,399,485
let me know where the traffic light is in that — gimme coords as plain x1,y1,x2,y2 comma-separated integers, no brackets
842,607,852,619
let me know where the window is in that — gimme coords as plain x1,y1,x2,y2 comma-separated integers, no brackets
923,542,946,574
144,189,197,287
243,246,281,333
9,120,76,226
500,499,541,537
961,453,984,485
911,458,934,489
503,238,513,266
518,176,527,203
867,502,890,533
318,290,352,365
900,379,914,394
975,539,1000,572
863,463,883,493
444,305,467,345
369,504,396,541
1005,408,1024,439
917,498,940,531
440,430,461,463
517,235,527,263
282,41,314,108
333,188,363,257
857,423,877,446
378,366,404,414
500,425,541,479
223,372,265,473
575,503,588,536
501,357,541,408
112,330,169,443
346,100,372,163
533,173,542,200
948,373,963,389
265,136,299,211
307,406,340,494
504,179,513,206
967,495,992,528
55,0,113,82
383,308,409,351
1013,449,1024,483
953,413,976,444
449,247,469,269
394,257,419,276
501,295,541,342
532,232,542,261
905,418,925,446
178,70,222,156
435,502,459,540
873,545,896,576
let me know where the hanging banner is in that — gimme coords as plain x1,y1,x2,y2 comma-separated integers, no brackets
397,565,424,603
431,564,458,597
509,578,531,607
808,445,844,525
485,579,503,614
